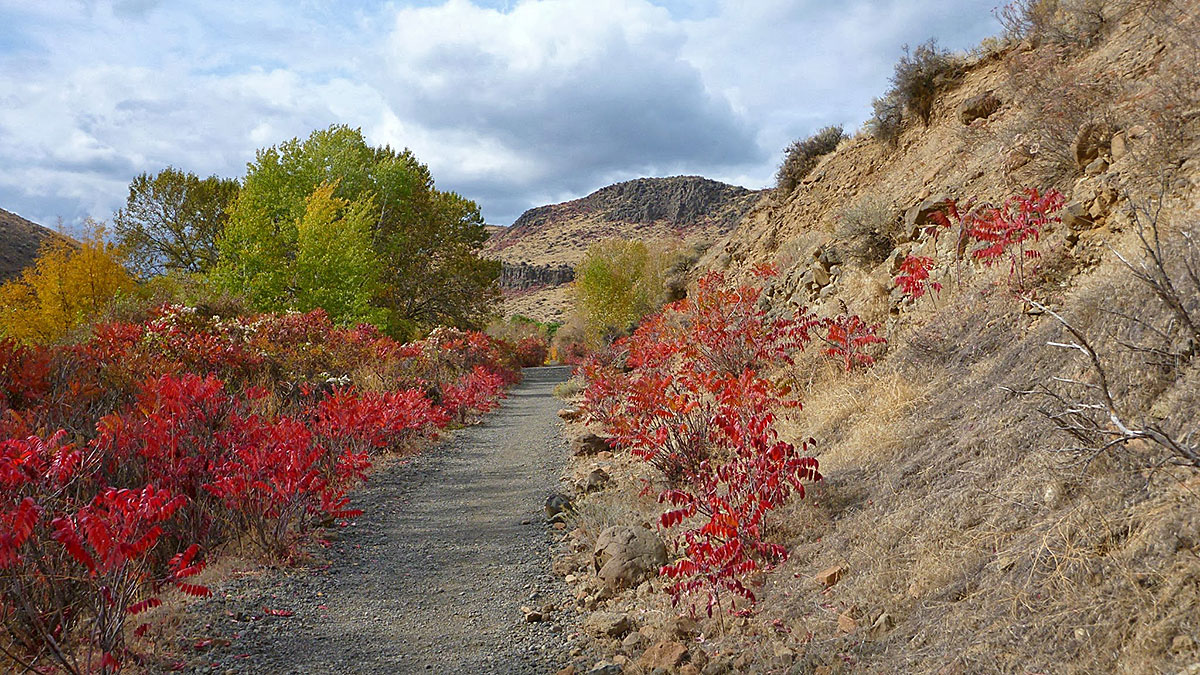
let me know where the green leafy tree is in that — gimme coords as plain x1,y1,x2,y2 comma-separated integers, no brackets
113,167,239,276
212,125,498,335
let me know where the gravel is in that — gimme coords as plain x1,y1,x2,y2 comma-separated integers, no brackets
173,366,580,674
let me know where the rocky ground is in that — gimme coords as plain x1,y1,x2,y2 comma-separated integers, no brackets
168,366,586,674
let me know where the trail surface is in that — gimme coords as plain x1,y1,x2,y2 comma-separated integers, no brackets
180,366,577,674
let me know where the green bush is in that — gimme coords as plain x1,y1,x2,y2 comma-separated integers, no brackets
775,125,845,194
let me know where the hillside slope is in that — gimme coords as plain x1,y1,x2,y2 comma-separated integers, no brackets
486,176,762,321
555,5,1200,673
0,208,66,282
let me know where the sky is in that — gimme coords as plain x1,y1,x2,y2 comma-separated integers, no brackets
0,0,1001,230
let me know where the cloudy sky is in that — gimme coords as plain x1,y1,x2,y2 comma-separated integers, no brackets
0,0,1000,230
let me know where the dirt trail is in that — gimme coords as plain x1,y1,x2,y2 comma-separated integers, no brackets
180,366,578,674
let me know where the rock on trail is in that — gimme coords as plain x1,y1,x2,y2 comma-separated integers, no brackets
178,366,578,674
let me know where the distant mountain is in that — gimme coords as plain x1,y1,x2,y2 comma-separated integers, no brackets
0,208,68,282
484,176,763,321
487,176,762,268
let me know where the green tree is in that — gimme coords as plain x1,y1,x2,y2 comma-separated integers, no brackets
212,125,499,335
113,167,239,276
294,183,383,326
573,239,675,346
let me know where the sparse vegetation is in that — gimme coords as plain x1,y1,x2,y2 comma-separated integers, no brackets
775,125,845,195
836,193,897,264
867,40,960,146
997,0,1111,48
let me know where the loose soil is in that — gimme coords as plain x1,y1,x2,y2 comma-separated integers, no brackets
173,366,579,674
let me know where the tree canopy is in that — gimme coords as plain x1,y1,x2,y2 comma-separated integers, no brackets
211,125,499,335
113,167,239,276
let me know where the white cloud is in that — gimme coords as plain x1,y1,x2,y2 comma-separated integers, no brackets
0,0,1000,229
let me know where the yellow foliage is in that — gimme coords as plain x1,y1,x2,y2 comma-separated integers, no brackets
0,223,135,343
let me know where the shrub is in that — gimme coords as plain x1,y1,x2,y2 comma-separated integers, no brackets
1002,48,1116,185
894,187,1065,300
868,93,905,146
579,272,827,613
837,193,898,264
891,40,960,127
0,303,519,669
997,0,1110,48
775,125,845,195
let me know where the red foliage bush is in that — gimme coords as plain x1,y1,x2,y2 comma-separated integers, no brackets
896,187,1065,300
0,305,517,670
580,272,833,615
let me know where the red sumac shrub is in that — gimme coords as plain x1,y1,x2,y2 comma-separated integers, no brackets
580,272,824,615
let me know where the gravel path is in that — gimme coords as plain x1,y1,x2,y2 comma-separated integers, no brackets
178,366,578,674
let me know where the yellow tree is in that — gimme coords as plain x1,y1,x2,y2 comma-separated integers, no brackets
0,222,135,343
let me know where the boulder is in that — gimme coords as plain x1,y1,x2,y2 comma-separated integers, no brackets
593,526,668,591
958,90,1001,124
545,493,573,521
578,468,611,494
572,432,611,456
638,641,690,672
583,611,633,638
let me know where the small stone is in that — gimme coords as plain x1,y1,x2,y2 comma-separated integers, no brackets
1084,157,1109,176
812,264,830,287
838,613,858,634
814,564,847,588
546,493,573,521
596,450,614,460
680,665,701,675
578,468,611,494
870,612,895,637
622,631,647,652
522,606,545,623
588,661,623,675
555,667,577,675
558,408,583,421
1110,132,1127,161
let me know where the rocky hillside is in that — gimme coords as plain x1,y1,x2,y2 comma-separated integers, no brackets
0,208,66,282
552,4,1200,673
487,176,762,321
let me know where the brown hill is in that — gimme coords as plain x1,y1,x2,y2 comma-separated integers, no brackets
556,4,1200,673
486,176,762,321
0,208,66,282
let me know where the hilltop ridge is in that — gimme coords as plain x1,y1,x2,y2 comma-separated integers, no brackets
486,175,761,321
